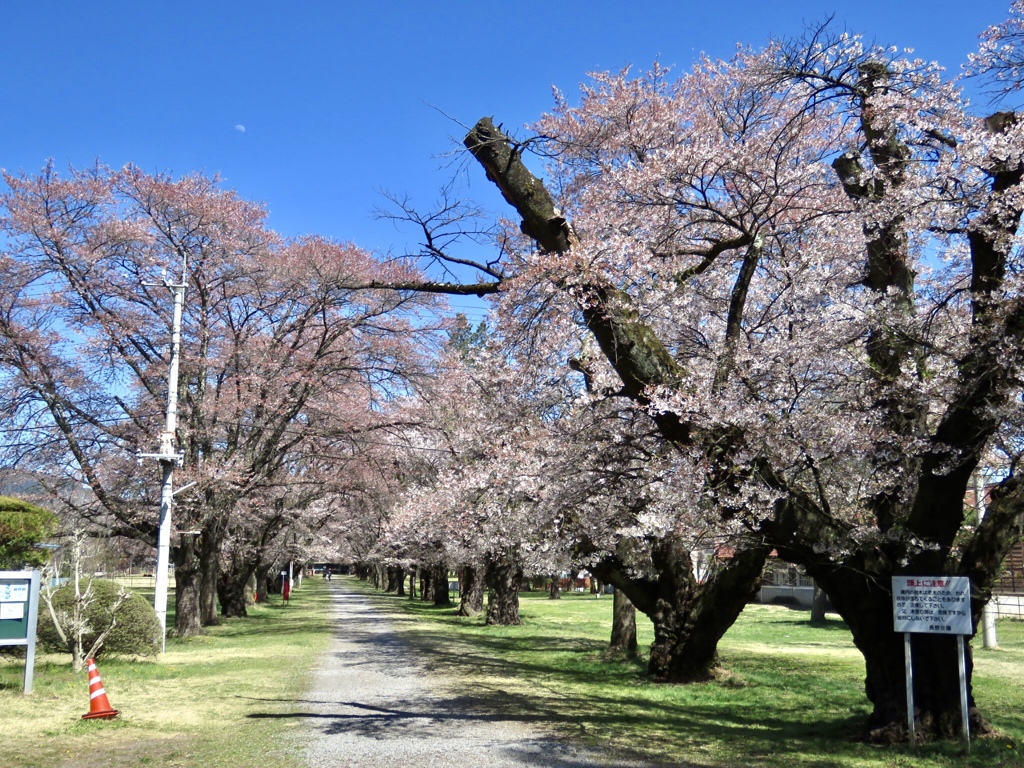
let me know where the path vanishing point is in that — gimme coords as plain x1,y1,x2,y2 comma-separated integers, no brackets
302,579,663,768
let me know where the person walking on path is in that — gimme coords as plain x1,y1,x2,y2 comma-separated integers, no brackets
302,578,663,768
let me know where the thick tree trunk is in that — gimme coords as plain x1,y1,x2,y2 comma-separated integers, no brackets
647,541,767,681
548,575,561,600
804,558,990,743
254,563,273,604
217,554,257,618
421,569,434,602
386,566,401,593
485,554,523,626
595,537,769,681
610,588,638,658
810,581,828,623
457,565,485,616
396,568,406,597
198,528,220,626
409,568,418,600
432,562,452,607
172,535,202,638
372,563,386,590
245,572,257,606
764,472,1024,742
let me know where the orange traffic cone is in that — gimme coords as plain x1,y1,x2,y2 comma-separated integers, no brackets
81,658,120,720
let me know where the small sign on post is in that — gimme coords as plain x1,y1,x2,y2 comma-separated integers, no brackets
0,571,41,694
892,576,972,751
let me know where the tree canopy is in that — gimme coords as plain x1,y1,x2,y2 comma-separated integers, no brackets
377,12,1024,742
0,495,58,569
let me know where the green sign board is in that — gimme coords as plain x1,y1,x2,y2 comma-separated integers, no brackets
0,571,41,693
0,578,33,640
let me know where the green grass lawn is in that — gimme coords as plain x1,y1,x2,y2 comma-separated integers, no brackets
347,581,1024,768
0,578,333,768
2,574,1021,768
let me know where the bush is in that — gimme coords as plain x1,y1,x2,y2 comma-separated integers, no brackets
38,578,161,659
0,495,58,569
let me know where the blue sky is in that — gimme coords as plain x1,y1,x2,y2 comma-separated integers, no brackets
1,1,1013,319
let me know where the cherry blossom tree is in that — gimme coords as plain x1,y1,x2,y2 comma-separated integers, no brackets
377,323,592,625
379,12,1024,741
0,164,434,635
452,52,836,682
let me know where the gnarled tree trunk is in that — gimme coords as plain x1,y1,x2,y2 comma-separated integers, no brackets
217,553,258,618
372,563,386,590
811,560,986,742
172,535,202,637
386,566,401,593
610,588,638,658
198,527,220,626
254,563,273,604
457,565,485,616
595,537,769,681
432,561,452,607
485,554,523,626
462,79,1024,744
420,568,434,602
548,575,561,600
810,581,828,623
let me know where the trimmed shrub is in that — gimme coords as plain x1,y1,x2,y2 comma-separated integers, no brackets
0,495,59,569
38,578,161,659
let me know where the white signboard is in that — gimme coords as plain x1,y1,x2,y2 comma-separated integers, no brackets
0,603,25,620
892,576,971,635
0,582,29,602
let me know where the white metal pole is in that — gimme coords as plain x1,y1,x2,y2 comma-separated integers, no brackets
23,570,40,694
957,634,971,753
153,465,173,653
974,473,999,649
904,632,916,747
151,262,186,654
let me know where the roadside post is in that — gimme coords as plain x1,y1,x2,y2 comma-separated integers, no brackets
892,575,972,751
0,570,41,694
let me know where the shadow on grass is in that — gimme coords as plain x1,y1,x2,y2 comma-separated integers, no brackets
329,581,1024,767
245,687,863,768
256,578,897,768
775,616,851,632
184,591,336,639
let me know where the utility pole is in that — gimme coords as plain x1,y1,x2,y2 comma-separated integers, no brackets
138,260,186,653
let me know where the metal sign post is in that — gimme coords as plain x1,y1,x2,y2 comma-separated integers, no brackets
0,571,41,694
903,631,915,746
892,576,972,752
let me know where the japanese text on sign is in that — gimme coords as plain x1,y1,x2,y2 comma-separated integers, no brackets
892,576,971,635
0,583,29,603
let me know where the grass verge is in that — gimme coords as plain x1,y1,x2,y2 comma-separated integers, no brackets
0,578,333,768
345,579,1024,768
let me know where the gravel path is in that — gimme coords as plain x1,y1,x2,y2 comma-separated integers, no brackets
303,579,662,768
